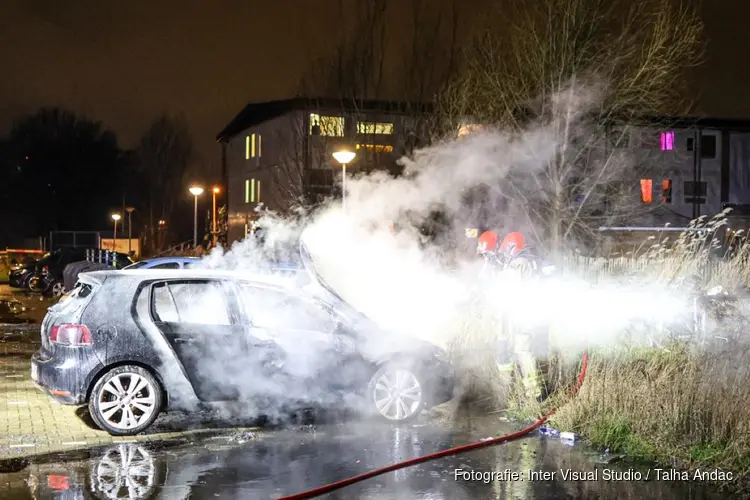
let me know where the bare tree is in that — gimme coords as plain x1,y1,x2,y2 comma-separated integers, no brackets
436,0,704,251
135,113,193,252
254,0,465,212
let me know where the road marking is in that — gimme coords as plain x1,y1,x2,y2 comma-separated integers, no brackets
9,443,36,448
61,441,87,446
7,401,29,405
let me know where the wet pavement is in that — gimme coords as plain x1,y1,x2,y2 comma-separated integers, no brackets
0,413,729,500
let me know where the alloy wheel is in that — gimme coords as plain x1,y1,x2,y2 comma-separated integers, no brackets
97,373,157,431
51,282,65,297
372,368,423,421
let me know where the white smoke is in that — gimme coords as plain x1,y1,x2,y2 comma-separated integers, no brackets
180,83,715,420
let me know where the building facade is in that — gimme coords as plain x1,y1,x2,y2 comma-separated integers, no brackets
216,98,431,244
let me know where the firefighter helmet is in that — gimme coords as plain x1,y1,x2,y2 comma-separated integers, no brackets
477,230,499,254
499,231,526,257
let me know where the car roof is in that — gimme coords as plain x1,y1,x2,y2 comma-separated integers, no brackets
81,268,310,289
137,256,201,264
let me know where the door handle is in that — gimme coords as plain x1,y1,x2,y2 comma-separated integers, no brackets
174,337,195,344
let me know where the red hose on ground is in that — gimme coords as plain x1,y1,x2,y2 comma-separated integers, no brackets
279,350,590,500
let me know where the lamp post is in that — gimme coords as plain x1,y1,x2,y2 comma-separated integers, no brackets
189,186,204,247
332,148,356,210
212,186,220,245
125,207,135,256
111,213,121,251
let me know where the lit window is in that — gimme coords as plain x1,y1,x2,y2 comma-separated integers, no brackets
356,144,394,153
662,179,672,203
640,179,653,204
660,131,674,151
246,134,262,158
244,179,257,203
357,122,394,134
309,113,344,136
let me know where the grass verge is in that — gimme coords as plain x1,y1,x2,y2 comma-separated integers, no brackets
514,343,750,495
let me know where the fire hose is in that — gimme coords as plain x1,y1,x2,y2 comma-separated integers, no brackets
279,350,590,500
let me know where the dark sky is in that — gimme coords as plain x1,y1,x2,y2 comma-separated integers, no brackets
1,0,748,173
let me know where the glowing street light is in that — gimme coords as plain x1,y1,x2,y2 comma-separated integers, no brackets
332,148,356,209
111,213,121,250
189,186,204,247
212,186,221,245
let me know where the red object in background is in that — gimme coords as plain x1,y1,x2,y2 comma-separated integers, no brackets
640,179,653,204
47,475,69,490
499,231,526,256
476,230,499,254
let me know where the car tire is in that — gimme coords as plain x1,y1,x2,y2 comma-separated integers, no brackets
367,361,426,423
44,280,65,298
89,365,164,436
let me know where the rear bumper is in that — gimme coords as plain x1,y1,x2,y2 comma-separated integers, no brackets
31,351,90,405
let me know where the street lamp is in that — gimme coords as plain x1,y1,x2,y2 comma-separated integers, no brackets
111,213,121,251
332,148,356,209
189,186,204,247
212,186,221,245
125,207,135,256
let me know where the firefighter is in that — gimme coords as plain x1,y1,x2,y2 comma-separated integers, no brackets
476,229,543,403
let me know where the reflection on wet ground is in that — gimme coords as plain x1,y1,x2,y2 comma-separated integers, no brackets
0,414,727,500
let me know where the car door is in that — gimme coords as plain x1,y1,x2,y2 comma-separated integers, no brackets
150,279,248,401
235,283,358,394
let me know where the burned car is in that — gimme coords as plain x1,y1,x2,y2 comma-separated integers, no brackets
30,268,455,436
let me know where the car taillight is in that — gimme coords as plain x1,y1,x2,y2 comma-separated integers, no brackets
42,265,50,275
50,324,92,346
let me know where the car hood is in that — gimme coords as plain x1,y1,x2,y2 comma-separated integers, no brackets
298,238,444,360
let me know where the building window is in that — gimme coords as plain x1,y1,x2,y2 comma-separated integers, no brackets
309,113,344,137
662,179,672,203
684,180,707,197
356,144,394,154
246,133,261,159
687,137,694,152
244,178,260,203
660,131,674,151
357,122,394,135
609,127,630,148
640,179,653,204
701,134,716,159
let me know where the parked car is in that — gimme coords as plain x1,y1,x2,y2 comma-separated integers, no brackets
123,256,201,270
8,260,36,290
30,248,133,298
31,268,455,435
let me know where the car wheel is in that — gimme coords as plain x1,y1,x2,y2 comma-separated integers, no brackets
28,276,42,293
89,365,163,436
367,362,425,423
45,280,65,298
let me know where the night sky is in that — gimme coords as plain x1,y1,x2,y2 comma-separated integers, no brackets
1,0,749,172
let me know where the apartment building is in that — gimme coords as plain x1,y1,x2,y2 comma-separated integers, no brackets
216,98,431,244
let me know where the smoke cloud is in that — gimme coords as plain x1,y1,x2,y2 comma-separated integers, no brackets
172,82,728,422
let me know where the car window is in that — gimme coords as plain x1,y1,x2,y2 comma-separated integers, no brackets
124,261,149,269
152,281,231,325
151,262,180,269
238,284,336,332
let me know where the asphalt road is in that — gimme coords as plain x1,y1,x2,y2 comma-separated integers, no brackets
0,413,727,500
